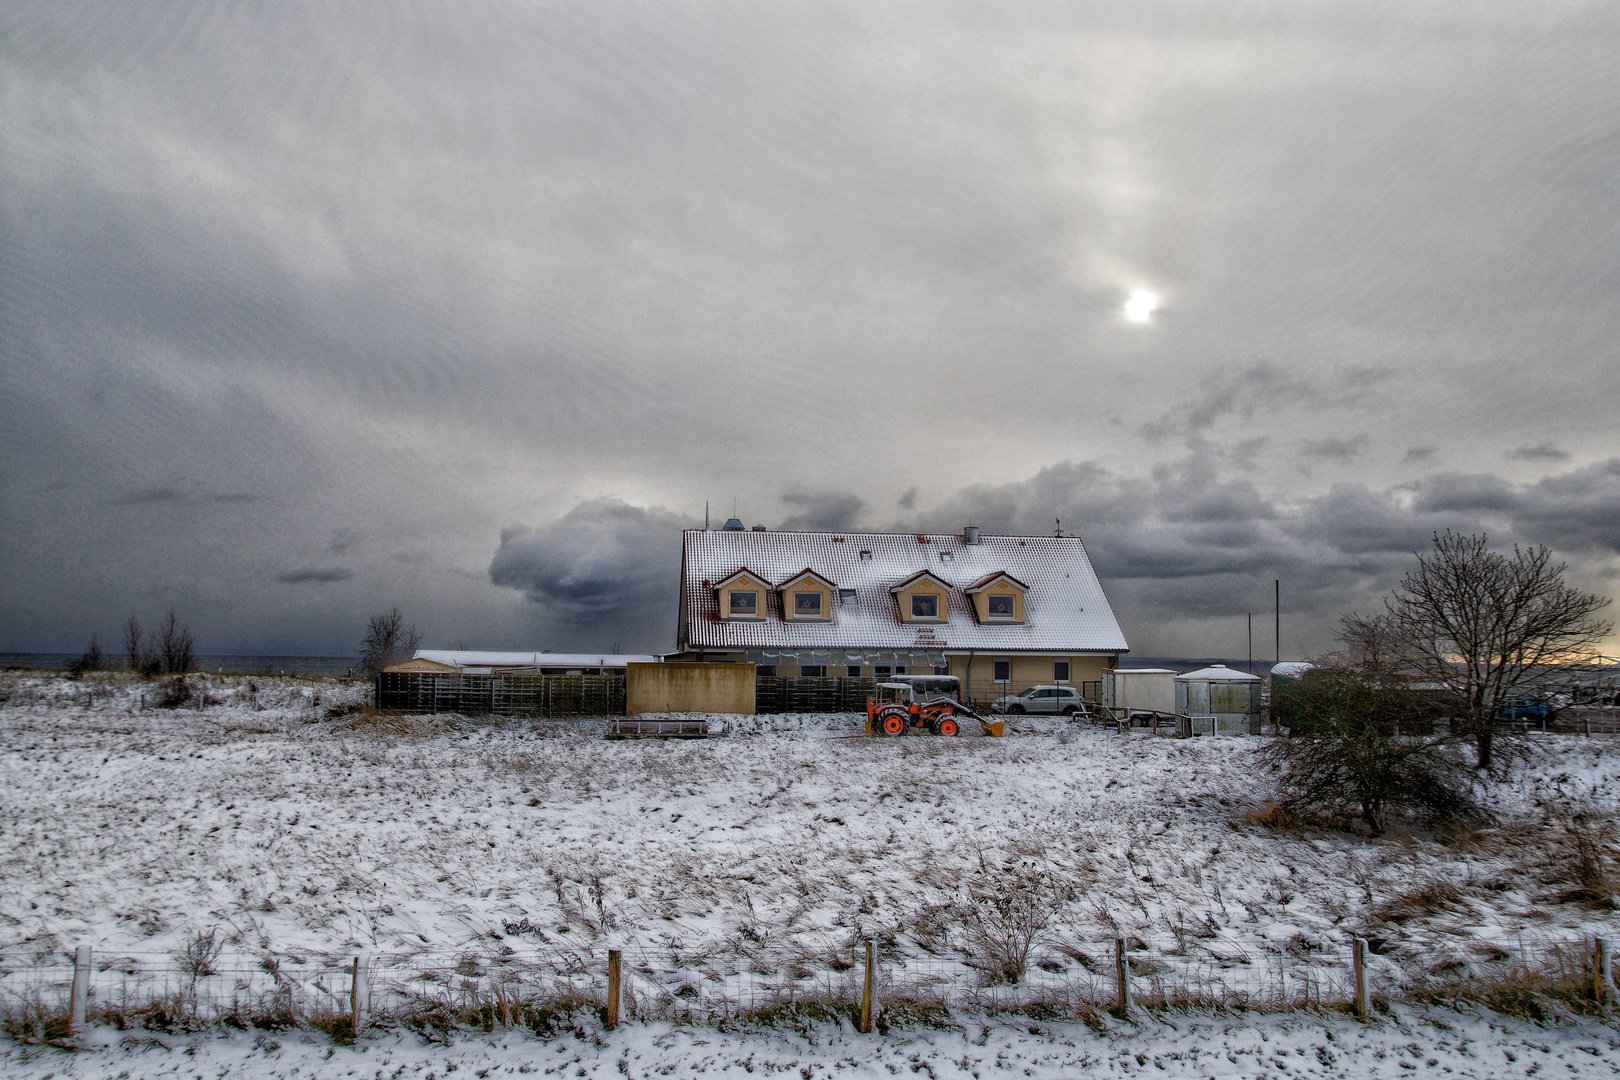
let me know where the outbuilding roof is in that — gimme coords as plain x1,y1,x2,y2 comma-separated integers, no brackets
1176,664,1262,682
681,530,1128,653
409,650,659,672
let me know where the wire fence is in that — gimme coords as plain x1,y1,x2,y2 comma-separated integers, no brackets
4,931,1614,1043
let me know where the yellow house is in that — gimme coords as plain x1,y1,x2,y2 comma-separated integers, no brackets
675,527,1129,700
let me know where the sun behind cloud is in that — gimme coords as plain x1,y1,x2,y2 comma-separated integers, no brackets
1124,289,1159,323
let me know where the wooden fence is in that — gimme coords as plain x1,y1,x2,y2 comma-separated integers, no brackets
755,676,877,714
375,672,625,716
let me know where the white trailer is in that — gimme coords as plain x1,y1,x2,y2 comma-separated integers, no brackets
1102,668,1177,715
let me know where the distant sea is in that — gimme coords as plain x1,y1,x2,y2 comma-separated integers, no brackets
0,654,363,678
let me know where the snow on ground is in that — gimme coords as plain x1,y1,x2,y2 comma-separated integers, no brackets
3,669,1620,1073
5,1004,1619,1078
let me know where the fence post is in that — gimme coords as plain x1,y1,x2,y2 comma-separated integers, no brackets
860,940,875,1033
70,944,90,1035
1352,938,1370,1020
1114,937,1130,1016
1596,939,1614,1004
606,949,621,1029
350,955,367,1034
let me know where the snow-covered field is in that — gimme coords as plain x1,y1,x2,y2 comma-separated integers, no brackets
7,1003,1620,1078
3,669,1619,1074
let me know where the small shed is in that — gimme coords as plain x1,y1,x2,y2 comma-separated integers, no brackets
1102,668,1177,715
1175,664,1262,735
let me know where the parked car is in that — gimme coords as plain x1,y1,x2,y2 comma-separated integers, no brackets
1502,697,1557,723
991,685,1088,715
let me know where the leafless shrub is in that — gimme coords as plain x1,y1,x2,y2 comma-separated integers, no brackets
155,608,196,674
123,612,144,671
175,927,225,979
66,635,104,679
958,861,1078,985
1547,803,1619,907
154,676,193,709
360,608,423,675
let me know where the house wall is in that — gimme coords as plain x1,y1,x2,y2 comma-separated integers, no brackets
894,579,949,623
626,662,756,714
947,654,1113,701
717,574,769,621
968,579,1025,623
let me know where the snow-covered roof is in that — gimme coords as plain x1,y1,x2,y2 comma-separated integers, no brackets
1113,667,1179,675
411,650,659,670
681,530,1129,653
1176,664,1262,682
1270,662,1316,679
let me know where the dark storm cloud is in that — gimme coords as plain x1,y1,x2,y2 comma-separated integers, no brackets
779,490,866,532
487,500,697,651
276,567,352,584
1403,446,1439,464
1302,436,1368,462
1510,443,1571,462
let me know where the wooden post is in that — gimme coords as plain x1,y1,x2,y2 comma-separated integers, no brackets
70,944,90,1035
1596,939,1613,1004
859,940,875,1033
1114,937,1130,1016
606,949,621,1029
350,955,367,1034
1352,938,1370,1020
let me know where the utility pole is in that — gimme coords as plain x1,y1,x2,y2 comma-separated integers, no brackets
1247,613,1253,675
1274,579,1280,666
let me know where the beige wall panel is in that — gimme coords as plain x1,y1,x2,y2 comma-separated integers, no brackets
626,662,756,714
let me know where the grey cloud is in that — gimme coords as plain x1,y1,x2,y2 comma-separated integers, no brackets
276,567,353,584
1302,435,1368,462
1412,473,1518,513
488,500,696,652
1515,459,1620,553
779,490,865,532
117,487,189,505
1404,446,1439,464
897,488,918,510
1509,443,1570,461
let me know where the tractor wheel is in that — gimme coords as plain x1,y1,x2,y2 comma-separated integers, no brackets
936,716,959,736
878,710,907,736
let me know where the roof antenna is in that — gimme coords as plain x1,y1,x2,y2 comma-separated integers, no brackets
705,501,710,531
1055,518,1061,538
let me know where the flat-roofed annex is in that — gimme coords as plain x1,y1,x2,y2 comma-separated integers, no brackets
678,529,1129,654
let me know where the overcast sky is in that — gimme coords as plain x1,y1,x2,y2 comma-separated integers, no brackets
4,1,1618,660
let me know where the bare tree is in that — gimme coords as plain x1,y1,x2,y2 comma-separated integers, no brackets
1379,531,1611,772
123,613,143,671
155,608,197,674
360,608,423,675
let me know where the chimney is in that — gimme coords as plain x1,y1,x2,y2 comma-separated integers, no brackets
963,524,980,545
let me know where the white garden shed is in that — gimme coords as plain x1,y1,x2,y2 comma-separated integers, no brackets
1175,664,1263,735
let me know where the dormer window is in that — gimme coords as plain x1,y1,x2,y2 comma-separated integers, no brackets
714,568,769,620
965,572,1029,625
777,568,837,622
889,570,950,623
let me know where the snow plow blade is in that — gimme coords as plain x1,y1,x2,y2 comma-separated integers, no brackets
979,718,1005,737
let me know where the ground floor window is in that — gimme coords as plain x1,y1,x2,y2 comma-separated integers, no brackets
847,665,861,677
800,665,827,677
932,661,949,675
1053,660,1070,682
993,660,1011,682
757,665,776,677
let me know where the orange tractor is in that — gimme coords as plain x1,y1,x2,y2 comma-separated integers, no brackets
865,676,1005,737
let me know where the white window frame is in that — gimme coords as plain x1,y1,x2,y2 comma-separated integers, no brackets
728,590,759,616
911,593,940,619
793,591,824,618
1053,660,1071,683
986,594,1016,620
993,660,1011,682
